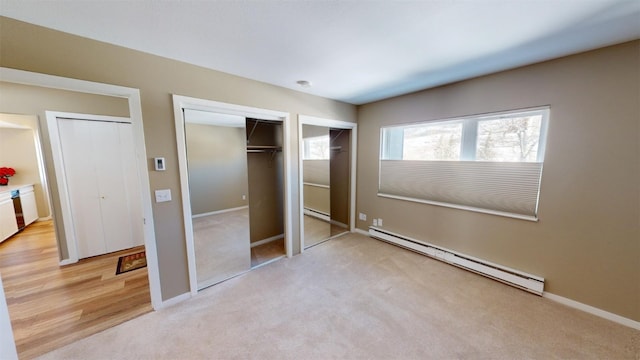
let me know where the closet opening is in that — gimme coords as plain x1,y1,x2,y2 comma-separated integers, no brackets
246,118,285,268
298,115,357,250
173,95,292,294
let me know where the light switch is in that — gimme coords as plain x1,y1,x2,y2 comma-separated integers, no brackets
155,189,172,203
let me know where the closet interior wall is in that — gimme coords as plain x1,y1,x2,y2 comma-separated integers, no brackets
246,119,284,245
329,128,350,234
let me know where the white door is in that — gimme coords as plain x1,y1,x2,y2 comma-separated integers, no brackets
57,117,143,259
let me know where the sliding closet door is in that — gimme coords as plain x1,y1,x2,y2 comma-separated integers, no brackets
184,109,251,289
301,124,331,248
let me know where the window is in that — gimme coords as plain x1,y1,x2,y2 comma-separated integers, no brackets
303,135,330,160
379,107,549,221
476,114,543,162
382,108,547,162
401,122,463,160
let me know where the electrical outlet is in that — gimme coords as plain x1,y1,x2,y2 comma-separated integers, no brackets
242,194,246,200
373,219,378,226
359,213,367,221
378,218,383,226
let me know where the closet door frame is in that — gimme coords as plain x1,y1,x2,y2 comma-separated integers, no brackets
173,95,292,296
298,115,357,252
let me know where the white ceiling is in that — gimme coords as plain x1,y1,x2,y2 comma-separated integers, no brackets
1,1,639,105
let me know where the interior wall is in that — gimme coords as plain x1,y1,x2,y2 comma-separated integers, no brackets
246,121,284,243
356,40,640,321
329,129,350,227
303,184,330,215
0,17,357,301
185,123,249,215
0,81,130,259
0,115,41,210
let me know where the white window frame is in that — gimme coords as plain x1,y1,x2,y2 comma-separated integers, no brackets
381,107,549,163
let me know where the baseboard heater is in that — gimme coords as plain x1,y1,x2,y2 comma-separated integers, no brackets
369,227,544,295
304,208,330,222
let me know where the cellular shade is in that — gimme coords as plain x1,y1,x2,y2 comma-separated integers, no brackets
303,160,330,186
378,160,543,220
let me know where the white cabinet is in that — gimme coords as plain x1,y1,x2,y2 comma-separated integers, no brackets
19,185,38,226
0,192,18,243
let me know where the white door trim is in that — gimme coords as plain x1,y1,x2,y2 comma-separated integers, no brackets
298,115,357,252
0,68,162,315
172,94,292,296
0,275,17,360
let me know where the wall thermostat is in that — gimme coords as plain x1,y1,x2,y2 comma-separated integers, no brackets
154,157,166,171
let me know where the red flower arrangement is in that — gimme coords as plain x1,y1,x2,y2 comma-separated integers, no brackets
0,167,16,186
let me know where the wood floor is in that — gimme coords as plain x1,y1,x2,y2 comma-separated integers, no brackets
0,220,152,359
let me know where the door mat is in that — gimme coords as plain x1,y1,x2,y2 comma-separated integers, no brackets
116,251,147,275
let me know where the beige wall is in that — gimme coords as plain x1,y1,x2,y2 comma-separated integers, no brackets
0,115,43,213
0,17,357,301
0,81,130,259
185,123,249,214
303,185,330,215
329,128,350,227
356,41,640,321
246,121,284,243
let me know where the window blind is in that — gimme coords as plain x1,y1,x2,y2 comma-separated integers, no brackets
378,160,543,220
303,160,330,186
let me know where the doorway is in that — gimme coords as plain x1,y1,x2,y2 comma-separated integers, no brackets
173,95,293,295
0,111,152,357
298,115,357,250
0,67,162,359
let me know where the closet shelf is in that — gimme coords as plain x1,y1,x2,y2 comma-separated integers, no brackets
246,145,282,152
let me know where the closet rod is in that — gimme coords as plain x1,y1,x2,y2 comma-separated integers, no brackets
247,149,281,153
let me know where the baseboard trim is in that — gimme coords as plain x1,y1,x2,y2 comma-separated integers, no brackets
251,255,286,269
330,220,348,229
192,206,248,219
353,228,369,236
251,234,284,248
543,292,640,330
157,292,191,310
58,258,75,266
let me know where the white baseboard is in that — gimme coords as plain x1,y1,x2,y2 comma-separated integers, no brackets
251,255,286,269
157,292,191,310
192,206,248,219
353,228,369,236
543,292,640,330
251,234,284,248
330,219,348,229
58,258,75,266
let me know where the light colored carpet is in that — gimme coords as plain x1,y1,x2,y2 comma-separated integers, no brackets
304,215,349,249
192,209,250,288
38,233,639,359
